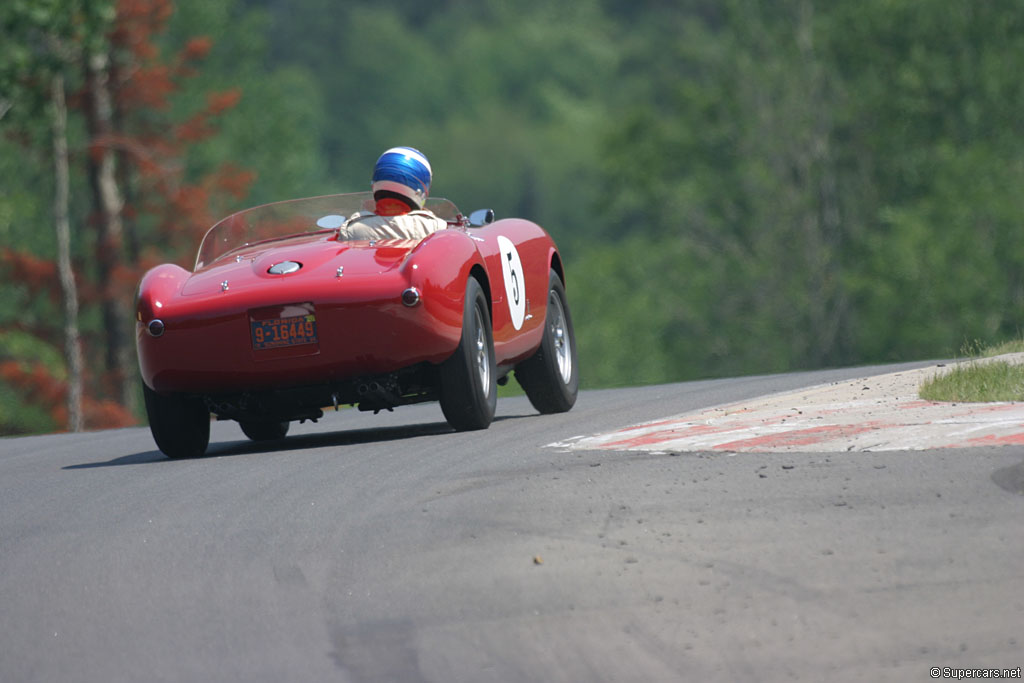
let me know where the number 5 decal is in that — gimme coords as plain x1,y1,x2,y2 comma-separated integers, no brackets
497,235,526,330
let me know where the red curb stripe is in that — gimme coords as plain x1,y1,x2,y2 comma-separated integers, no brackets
965,432,1024,446
600,422,735,449
712,423,882,451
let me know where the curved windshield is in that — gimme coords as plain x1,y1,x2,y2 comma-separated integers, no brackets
194,192,461,270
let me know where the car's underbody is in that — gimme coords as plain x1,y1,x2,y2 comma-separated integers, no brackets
202,363,440,424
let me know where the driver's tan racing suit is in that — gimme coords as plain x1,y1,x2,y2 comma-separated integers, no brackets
339,210,447,241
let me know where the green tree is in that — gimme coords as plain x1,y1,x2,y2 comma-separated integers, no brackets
167,0,330,203
576,1,854,385
0,0,263,434
830,0,1024,359
0,0,115,431
580,1,1024,386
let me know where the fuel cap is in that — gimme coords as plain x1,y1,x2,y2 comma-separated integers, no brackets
268,261,302,275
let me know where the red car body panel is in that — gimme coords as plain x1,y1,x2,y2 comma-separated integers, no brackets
136,194,561,400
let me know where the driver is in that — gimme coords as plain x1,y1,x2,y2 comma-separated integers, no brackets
338,146,448,241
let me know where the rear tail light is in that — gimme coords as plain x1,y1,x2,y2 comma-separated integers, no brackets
401,288,421,307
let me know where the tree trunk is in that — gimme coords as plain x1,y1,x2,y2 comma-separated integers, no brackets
109,59,141,263
85,49,135,413
51,73,84,432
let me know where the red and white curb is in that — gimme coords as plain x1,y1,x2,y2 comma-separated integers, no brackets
552,357,1024,453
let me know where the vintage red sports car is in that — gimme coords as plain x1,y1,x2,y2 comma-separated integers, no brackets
136,192,578,458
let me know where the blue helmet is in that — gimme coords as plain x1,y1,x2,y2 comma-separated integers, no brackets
371,146,432,210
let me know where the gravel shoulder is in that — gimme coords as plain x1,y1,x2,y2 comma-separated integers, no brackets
555,354,1024,453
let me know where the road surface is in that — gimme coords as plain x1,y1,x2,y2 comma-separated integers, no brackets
1,361,1021,682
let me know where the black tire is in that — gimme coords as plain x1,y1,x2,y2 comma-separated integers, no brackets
142,381,210,458
240,420,290,442
439,276,497,431
515,269,579,414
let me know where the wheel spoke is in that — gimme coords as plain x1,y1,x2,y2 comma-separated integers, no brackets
549,292,572,383
474,308,491,397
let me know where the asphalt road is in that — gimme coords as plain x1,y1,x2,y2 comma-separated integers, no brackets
1,361,1022,682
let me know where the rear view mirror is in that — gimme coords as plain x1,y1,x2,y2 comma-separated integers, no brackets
468,209,495,227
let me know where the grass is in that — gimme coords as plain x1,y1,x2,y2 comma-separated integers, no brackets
984,338,1024,356
919,338,1024,403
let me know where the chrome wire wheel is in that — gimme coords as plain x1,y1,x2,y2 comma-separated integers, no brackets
514,269,578,414
548,291,572,384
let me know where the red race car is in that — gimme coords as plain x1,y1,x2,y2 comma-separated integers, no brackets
136,192,578,458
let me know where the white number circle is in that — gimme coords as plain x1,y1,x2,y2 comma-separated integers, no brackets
497,235,526,330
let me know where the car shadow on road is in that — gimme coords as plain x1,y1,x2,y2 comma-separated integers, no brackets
62,416,526,469
208,420,458,458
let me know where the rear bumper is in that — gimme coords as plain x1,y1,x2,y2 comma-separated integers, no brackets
138,273,462,394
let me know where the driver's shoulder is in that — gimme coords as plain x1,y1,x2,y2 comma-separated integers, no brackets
346,210,376,222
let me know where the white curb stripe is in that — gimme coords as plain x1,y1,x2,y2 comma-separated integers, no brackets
554,357,1024,453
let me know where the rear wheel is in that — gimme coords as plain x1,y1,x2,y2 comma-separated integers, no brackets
142,382,210,458
439,277,497,431
515,270,579,413
240,420,290,442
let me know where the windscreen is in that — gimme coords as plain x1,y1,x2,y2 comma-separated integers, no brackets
194,192,461,270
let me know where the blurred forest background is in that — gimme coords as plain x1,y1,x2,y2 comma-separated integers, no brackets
2,0,1023,435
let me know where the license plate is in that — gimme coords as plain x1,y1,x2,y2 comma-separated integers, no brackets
251,313,318,350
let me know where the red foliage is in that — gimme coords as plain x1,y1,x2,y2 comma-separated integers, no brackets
102,4,251,260
206,89,241,116
212,162,257,200
111,262,144,297
182,36,213,62
0,281,138,431
119,64,175,110
1,0,256,434
168,184,213,242
174,89,242,143
81,398,137,430
135,248,166,275
111,0,174,62
0,360,137,431
0,361,64,409
175,113,214,143
1,249,60,304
